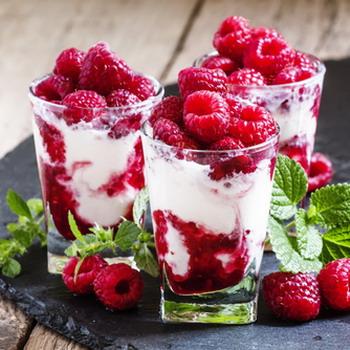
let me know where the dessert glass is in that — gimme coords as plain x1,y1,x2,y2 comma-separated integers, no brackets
29,76,164,274
194,52,326,173
142,122,279,324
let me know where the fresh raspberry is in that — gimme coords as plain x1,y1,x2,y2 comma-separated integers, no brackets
213,16,252,60
229,105,277,146
251,27,282,41
273,66,314,84
308,152,333,192
183,91,230,143
293,51,318,72
93,263,144,310
153,118,198,149
54,48,85,82
35,74,74,101
210,136,244,150
79,42,133,95
223,93,243,118
263,272,321,322
178,67,227,99
318,258,350,311
201,55,238,75
123,75,155,101
228,68,266,86
62,255,108,294
150,96,183,125
106,89,141,107
243,37,295,76
63,90,107,124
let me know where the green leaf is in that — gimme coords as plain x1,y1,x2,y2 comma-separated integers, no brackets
270,155,308,220
134,243,159,277
9,225,34,248
295,209,323,260
133,187,149,228
27,198,44,217
89,225,114,242
64,244,79,257
309,184,350,228
2,258,21,278
321,225,350,263
68,211,84,241
6,189,32,219
115,221,141,252
269,216,322,273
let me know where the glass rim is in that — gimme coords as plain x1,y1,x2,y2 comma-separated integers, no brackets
194,50,326,90
141,120,280,155
28,73,165,112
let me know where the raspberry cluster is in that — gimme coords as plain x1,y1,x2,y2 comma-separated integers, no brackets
201,16,319,86
34,42,156,124
63,256,144,311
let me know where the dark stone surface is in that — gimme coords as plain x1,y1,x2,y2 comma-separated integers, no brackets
0,60,350,349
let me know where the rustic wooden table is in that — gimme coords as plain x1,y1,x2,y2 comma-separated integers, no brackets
1,0,349,348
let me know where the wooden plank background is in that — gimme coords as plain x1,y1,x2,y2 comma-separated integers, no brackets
0,0,349,348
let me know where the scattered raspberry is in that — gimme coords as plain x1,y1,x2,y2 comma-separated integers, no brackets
54,48,85,82
63,90,107,124
93,263,144,310
153,118,198,149
62,255,108,294
228,68,266,86
213,16,252,60
210,136,244,150
318,258,350,311
273,66,314,84
123,75,155,101
251,27,282,41
34,74,74,101
229,105,277,146
243,37,295,76
79,42,133,95
178,67,227,99
280,142,309,172
308,152,333,192
201,55,238,75
150,96,183,125
183,91,230,143
106,89,141,107
263,272,321,322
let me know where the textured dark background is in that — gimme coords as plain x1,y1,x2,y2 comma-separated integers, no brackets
0,60,350,349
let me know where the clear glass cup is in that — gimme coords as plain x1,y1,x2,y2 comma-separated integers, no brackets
29,75,164,273
142,122,279,324
194,52,326,173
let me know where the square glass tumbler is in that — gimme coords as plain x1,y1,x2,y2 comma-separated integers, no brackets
29,75,163,273
142,122,279,324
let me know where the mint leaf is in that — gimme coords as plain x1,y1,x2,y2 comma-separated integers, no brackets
2,258,21,278
89,225,114,242
321,226,350,263
27,198,44,217
295,209,323,260
269,216,322,273
134,243,159,277
68,211,84,241
115,221,141,252
133,187,149,228
270,155,308,220
309,184,350,228
6,189,32,219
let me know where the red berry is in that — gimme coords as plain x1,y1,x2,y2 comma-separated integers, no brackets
35,74,74,101
263,272,321,322
106,89,141,107
318,258,350,311
183,91,230,143
228,68,266,86
79,42,133,95
213,16,252,60
210,136,244,150
201,55,238,75
54,48,85,82
63,90,107,124
243,37,295,76
150,96,183,125
178,67,227,99
223,93,243,118
62,255,108,294
229,105,277,146
93,263,144,310
273,66,314,84
280,142,309,172
123,75,155,101
293,52,318,72
251,27,282,41
308,152,333,192
153,118,198,149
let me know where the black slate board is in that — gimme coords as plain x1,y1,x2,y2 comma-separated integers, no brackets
1,59,350,350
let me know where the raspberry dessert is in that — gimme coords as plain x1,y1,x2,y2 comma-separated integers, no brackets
194,16,326,174
29,42,163,273
143,82,279,323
